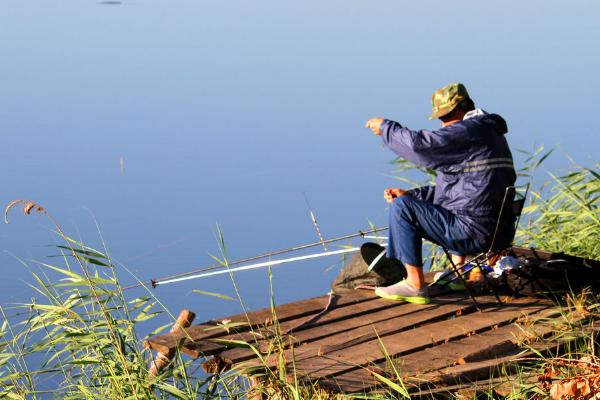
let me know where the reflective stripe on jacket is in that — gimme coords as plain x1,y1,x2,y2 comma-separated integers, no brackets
380,112,516,244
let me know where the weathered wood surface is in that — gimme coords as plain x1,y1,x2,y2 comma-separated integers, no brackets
145,291,567,393
146,289,378,356
144,246,598,394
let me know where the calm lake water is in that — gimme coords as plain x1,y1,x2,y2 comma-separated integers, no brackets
1,1,599,326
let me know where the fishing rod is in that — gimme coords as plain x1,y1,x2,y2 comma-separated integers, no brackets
123,226,388,290
155,245,390,287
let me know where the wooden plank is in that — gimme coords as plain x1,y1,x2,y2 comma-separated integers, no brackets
215,292,469,363
274,297,552,380
322,307,565,393
288,292,468,344
234,295,523,372
230,294,495,367
174,290,404,358
146,289,377,354
418,321,600,388
283,296,501,365
181,291,431,358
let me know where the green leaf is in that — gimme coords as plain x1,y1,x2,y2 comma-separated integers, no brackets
367,369,410,397
53,234,106,256
191,289,234,300
535,148,554,167
55,245,107,259
209,338,254,348
154,382,188,398
72,254,110,267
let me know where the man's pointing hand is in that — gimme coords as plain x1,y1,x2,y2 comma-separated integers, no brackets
365,117,384,136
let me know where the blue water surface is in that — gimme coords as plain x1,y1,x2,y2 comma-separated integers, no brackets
1,0,599,325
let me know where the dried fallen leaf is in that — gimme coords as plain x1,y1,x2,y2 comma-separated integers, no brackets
551,376,594,399
578,356,597,371
539,366,558,391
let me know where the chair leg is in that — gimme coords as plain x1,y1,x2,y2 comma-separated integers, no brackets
471,256,503,305
442,249,481,311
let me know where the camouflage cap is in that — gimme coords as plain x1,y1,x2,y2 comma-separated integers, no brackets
429,82,471,120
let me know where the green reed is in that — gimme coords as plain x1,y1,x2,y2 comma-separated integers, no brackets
0,201,220,399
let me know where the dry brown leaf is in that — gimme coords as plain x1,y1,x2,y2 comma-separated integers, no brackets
4,199,23,224
578,356,598,371
551,376,594,399
546,366,559,379
4,199,46,224
23,202,36,215
539,365,558,391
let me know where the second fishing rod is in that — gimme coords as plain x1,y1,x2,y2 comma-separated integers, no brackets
123,226,389,290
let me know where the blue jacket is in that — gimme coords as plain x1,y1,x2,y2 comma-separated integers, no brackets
380,111,516,245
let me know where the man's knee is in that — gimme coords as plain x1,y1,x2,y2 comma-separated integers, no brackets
390,195,417,220
392,194,418,209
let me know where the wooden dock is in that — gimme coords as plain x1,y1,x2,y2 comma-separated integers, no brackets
145,248,599,396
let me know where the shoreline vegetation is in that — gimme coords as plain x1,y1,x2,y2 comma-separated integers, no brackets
1,150,598,399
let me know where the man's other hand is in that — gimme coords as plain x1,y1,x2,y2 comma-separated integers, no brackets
365,117,384,135
384,188,407,203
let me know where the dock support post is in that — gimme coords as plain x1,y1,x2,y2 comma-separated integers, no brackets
148,309,196,377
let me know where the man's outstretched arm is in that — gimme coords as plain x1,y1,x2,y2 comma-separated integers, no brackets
365,117,468,169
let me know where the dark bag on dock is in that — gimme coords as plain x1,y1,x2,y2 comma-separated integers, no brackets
505,253,600,296
331,242,406,292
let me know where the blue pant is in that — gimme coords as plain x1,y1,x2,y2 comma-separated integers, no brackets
387,196,485,267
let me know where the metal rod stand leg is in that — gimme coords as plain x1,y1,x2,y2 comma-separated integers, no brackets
473,257,503,305
443,249,481,311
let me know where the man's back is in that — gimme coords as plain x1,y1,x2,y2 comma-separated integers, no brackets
380,110,516,243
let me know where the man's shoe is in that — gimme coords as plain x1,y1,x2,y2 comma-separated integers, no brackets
433,270,466,291
375,280,430,304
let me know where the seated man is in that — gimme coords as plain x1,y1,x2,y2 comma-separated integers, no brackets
365,82,516,304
